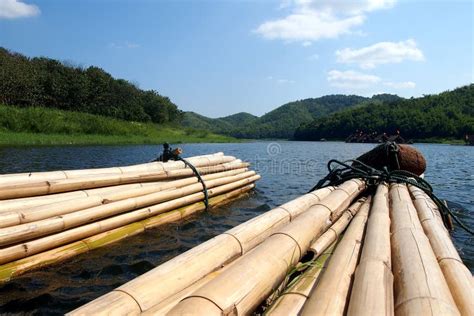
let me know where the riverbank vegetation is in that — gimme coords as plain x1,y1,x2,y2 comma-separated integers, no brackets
0,105,234,145
0,48,181,124
294,85,473,141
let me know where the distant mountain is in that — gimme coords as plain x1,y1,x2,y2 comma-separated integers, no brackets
220,112,259,125
294,85,474,141
182,94,393,139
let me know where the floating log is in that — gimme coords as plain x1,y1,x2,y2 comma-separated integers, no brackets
348,183,394,316
300,197,371,316
389,183,460,315
0,155,238,199
0,167,248,228
0,160,244,213
0,184,254,283
0,174,261,265
0,170,255,246
68,182,360,315
409,185,473,316
0,152,225,185
165,180,365,315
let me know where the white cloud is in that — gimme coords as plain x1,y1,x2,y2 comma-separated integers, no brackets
255,9,364,42
308,53,319,61
255,0,395,43
0,0,39,19
302,41,312,47
328,70,381,89
109,41,140,49
384,81,416,89
293,0,396,15
336,39,424,69
277,79,295,84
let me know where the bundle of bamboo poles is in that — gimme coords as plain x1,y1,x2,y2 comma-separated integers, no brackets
0,152,260,283
70,180,472,316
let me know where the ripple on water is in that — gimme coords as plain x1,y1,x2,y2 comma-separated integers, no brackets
0,142,472,314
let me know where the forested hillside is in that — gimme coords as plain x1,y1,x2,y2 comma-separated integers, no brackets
181,112,258,133
294,85,474,141
0,48,181,124
182,95,389,138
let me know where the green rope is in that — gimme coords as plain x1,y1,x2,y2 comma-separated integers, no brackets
310,158,473,235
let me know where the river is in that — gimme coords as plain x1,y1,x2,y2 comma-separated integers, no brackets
0,141,472,314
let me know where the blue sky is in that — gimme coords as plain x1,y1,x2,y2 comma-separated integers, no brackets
0,0,472,117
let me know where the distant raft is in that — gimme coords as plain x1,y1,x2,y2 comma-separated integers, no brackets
70,145,473,316
0,152,260,282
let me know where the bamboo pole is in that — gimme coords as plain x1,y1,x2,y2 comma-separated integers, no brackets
142,255,246,315
0,174,260,265
409,185,473,316
225,186,336,254
166,180,365,315
265,243,337,316
0,168,249,228
0,184,254,284
0,160,244,213
68,183,352,315
0,170,256,246
348,183,394,316
309,197,365,257
265,198,364,315
0,156,239,199
0,152,225,185
300,197,371,316
265,196,366,316
389,183,460,315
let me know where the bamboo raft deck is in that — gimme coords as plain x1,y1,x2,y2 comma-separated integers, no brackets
69,179,473,316
0,150,472,315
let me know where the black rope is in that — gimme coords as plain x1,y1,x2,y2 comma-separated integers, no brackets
310,158,473,235
155,143,209,211
177,157,209,211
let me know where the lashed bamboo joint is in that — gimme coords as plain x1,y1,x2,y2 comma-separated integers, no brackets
0,152,260,283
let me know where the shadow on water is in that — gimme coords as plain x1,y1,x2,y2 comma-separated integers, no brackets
0,142,472,314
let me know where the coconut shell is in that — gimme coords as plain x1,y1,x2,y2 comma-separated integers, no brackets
355,143,426,175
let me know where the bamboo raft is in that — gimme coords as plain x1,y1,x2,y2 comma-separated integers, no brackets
0,152,260,282
1,146,472,315
68,146,472,316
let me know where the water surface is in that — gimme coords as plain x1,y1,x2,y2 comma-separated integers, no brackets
0,141,472,314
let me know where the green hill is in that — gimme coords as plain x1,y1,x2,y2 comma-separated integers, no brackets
182,95,386,139
0,47,181,124
294,85,474,141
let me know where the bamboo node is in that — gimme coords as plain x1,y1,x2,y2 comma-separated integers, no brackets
222,233,244,256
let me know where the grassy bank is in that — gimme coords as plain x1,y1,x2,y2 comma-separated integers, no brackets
0,105,236,146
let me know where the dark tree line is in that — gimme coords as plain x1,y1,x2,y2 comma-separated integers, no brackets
294,85,474,140
0,48,182,123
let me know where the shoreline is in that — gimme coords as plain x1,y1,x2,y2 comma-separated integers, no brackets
0,131,240,146
0,131,467,146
